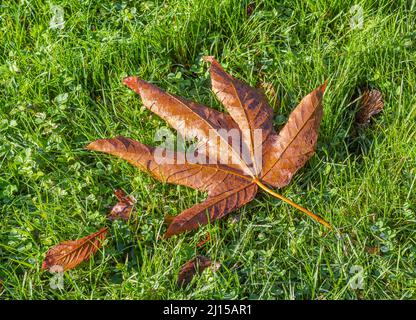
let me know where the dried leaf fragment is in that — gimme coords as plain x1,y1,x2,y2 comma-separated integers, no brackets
42,227,108,271
108,189,136,221
246,3,256,17
196,233,211,248
366,246,380,255
177,256,219,287
356,88,384,125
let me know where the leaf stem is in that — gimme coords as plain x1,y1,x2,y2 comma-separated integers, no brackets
254,179,332,230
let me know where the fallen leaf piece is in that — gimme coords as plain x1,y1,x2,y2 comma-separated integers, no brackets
108,189,136,221
366,246,380,255
356,88,384,125
246,3,256,16
42,227,108,271
88,56,329,237
196,233,211,248
177,256,218,287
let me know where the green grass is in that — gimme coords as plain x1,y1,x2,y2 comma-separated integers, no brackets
1,0,416,299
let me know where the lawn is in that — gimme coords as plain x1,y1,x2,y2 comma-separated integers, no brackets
0,0,415,299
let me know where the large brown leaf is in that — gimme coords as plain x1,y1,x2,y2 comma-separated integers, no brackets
87,57,330,237
42,227,108,271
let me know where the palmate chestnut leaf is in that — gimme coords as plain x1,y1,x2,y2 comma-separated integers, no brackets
87,56,331,237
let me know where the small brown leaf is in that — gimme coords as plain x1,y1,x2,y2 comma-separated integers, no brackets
107,189,136,221
356,88,384,125
196,233,211,248
366,246,380,255
177,256,218,287
246,3,256,17
42,227,108,271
